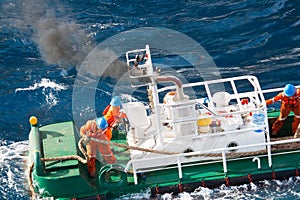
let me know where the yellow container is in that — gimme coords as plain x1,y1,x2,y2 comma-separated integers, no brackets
197,114,212,133
197,115,212,126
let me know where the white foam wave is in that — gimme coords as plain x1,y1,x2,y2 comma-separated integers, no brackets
15,78,67,107
113,188,151,200
0,140,30,199
15,78,67,92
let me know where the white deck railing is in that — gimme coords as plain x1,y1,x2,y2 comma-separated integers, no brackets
125,137,300,185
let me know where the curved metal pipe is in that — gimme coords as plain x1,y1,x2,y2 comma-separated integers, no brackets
156,76,186,102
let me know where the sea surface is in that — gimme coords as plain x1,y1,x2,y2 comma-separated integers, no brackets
1,0,300,199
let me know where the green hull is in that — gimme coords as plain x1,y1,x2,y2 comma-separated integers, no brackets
28,110,300,199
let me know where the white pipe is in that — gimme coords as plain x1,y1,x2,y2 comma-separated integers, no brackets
252,157,261,169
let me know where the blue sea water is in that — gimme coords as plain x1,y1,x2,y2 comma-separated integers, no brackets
1,0,300,199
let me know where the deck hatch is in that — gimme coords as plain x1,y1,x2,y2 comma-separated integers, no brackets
40,121,78,170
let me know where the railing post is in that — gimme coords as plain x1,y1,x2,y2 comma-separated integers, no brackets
177,158,183,179
265,130,273,167
133,164,138,185
222,151,227,173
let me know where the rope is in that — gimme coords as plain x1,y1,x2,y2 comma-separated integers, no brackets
78,137,89,162
90,135,300,158
90,137,268,158
90,137,178,155
41,138,87,164
28,162,35,199
41,155,87,163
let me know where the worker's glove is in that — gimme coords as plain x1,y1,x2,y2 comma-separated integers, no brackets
112,123,119,129
82,135,90,144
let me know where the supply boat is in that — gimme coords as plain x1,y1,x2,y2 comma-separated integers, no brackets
28,45,300,199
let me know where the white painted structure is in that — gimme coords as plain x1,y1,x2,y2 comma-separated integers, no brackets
123,45,270,180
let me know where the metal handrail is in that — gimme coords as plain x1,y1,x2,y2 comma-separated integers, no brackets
125,137,300,184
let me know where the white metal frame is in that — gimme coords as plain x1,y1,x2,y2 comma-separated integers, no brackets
124,46,300,185
125,137,300,185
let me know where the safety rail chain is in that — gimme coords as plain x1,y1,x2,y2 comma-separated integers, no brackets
28,136,300,198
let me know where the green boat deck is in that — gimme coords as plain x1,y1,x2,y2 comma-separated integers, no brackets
34,122,98,198
40,121,78,170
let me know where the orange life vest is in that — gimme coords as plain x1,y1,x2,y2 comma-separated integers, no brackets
102,105,115,127
103,105,127,127
102,104,111,116
267,89,300,106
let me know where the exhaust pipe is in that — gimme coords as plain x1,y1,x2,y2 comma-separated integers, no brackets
156,76,188,102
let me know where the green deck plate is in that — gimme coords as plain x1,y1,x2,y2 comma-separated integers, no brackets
268,110,294,118
267,110,280,118
44,166,80,178
34,167,97,198
40,121,78,170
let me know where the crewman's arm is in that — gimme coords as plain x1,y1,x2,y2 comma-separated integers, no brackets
266,93,283,106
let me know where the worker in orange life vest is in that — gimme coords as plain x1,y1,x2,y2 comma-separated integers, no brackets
266,84,300,137
80,117,116,178
103,96,127,129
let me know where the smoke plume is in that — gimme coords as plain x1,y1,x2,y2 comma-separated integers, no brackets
8,0,95,68
34,17,93,68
